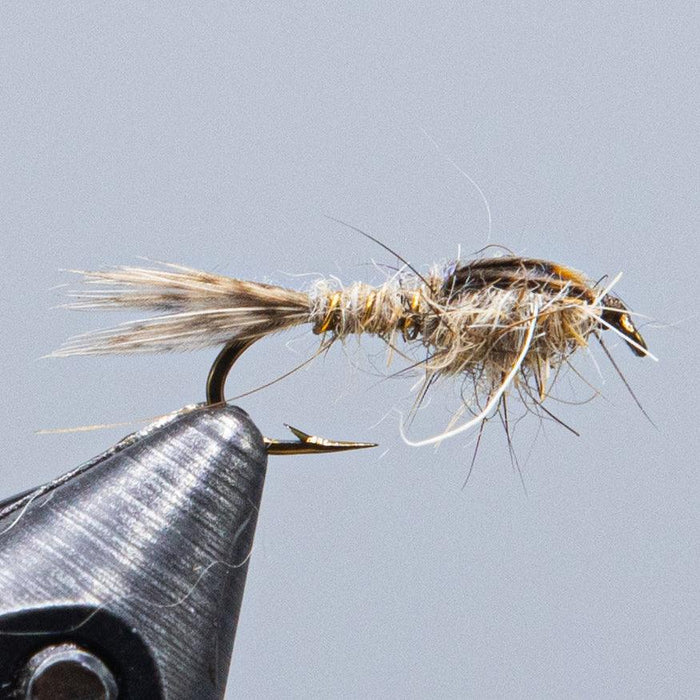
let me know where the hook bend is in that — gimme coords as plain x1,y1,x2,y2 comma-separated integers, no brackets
206,339,376,456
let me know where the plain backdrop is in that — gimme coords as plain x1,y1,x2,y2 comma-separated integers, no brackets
1,3,697,698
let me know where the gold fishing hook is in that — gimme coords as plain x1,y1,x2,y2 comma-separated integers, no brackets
206,338,377,456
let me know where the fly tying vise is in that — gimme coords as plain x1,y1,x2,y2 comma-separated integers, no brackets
52,254,650,454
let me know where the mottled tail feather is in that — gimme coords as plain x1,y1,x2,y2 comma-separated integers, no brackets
51,264,312,356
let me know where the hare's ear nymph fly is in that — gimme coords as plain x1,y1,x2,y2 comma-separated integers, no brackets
600,294,647,357
52,253,652,450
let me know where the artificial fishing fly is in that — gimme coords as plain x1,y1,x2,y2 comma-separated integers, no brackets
52,254,652,453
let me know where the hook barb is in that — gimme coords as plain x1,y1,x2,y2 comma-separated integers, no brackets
206,339,377,456
265,425,377,455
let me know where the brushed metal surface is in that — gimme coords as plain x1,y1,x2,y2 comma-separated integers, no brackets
0,404,267,699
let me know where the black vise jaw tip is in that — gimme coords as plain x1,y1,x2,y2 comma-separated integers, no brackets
0,404,268,700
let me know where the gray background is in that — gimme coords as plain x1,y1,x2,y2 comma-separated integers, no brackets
2,3,697,698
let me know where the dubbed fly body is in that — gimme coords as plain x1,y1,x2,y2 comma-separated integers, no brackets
442,257,647,354
53,254,650,450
